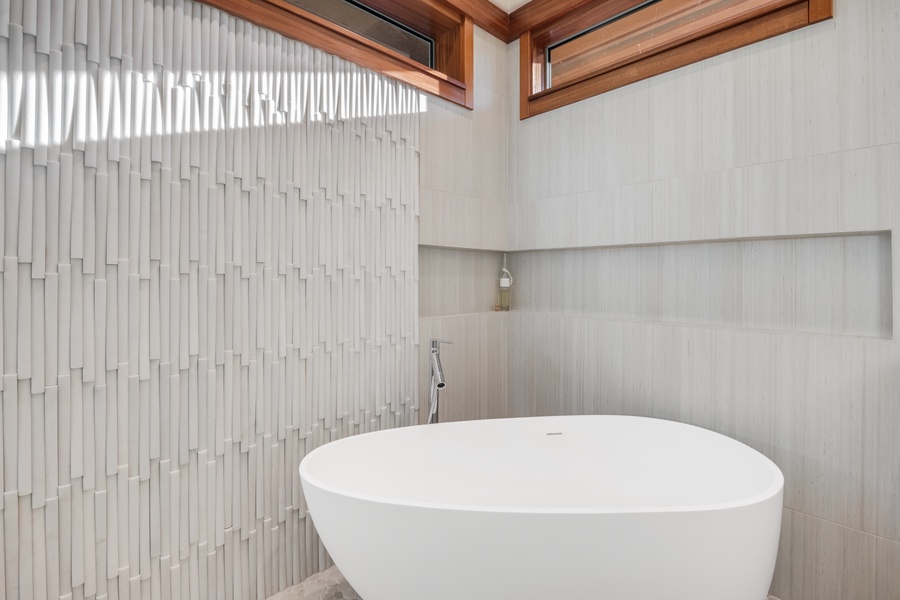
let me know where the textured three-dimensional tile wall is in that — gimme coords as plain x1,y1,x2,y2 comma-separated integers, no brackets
0,0,421,598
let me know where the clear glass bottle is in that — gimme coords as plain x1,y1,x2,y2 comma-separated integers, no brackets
499,253,512,311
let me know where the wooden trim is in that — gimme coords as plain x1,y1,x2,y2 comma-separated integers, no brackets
442,0,510,41
461,16,476,108
508,0,597,42
518,29,534,119
532,0,649,47
361,0,462,39
808,0,833,24
506,0,834,43
303,0,510,43
547,0,798,89
197,0,475,108
259,0,460,86
436,22,465,80
525,2,809,118
435,15,475,108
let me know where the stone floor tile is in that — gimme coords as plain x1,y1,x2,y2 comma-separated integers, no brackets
268,566,362,600
268,566,782,600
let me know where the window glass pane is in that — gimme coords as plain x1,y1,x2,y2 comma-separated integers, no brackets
548,0,787,88
287,0,434,68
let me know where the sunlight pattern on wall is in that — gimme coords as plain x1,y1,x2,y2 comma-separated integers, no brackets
0,0,421,598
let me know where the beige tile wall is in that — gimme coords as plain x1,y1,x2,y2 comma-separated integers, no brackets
418,28,510,423
419,28,509,251
507,313,900,538
418,246,508,424
418,313,509,424
773,509,900,600
506,310,900,598
505,1,900,598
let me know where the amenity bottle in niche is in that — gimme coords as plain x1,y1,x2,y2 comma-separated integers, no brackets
499,253,513,311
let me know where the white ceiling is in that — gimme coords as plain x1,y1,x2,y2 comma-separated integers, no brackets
488,0,532,13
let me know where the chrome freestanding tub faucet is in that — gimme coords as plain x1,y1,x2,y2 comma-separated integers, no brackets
428,339,452,424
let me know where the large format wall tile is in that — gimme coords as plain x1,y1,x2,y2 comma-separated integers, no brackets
416,246,508,424
506,313,900,549
416,27,510,435
772,508,900,600
419,314,508,423
419,28,508,251
508,145,900,251
0,1,420,599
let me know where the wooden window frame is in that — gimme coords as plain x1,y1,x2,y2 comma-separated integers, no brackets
517,0,833,119
200,0,476,109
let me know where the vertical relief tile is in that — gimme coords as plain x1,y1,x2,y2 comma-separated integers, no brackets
2,376,17,495
10,3,420,599
44,496,60,600
15,263,31,381
16,380,32,497
43,388,57,503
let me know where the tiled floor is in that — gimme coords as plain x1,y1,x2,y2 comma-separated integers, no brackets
267,567,781,600
268,567,361,600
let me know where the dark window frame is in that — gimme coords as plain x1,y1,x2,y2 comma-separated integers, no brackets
289,0,438,69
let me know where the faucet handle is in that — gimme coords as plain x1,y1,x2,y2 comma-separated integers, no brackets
430,338,453,351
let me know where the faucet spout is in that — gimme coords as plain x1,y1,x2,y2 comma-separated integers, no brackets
428,339,452,424
431,351,446,389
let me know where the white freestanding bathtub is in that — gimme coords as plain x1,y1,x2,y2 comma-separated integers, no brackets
299,415,784,600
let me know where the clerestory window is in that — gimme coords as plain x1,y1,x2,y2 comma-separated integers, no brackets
202,0,476,108
517,0,834,119
287,0,436,69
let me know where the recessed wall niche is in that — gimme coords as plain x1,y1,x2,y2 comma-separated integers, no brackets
510,232,893,339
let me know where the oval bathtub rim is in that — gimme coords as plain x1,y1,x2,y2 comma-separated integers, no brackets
298,415,785,516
